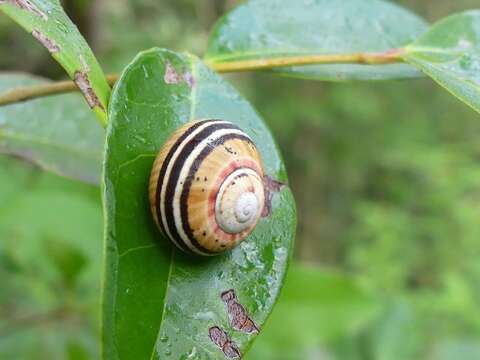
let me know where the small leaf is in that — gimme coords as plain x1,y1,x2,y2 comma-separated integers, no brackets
205,0,428,81
0,0,111,123
404,10,480,113
246,264,380,359
103,48,296,359
0,73,104,184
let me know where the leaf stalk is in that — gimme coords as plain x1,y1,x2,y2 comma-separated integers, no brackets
0,49,405,109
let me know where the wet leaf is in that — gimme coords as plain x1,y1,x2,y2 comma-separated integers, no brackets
205,0,428,81
404,10,480,113
103,48,296,359
0,0,110,123
246,264,380,360
0,73,104,184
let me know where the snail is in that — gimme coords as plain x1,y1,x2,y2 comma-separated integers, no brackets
149,119,265,256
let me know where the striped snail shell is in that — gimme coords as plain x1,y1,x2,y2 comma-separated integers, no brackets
149,119,265,256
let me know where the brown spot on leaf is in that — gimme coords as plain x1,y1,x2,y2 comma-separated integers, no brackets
164,61,183,84
262,175,285,217
228,302,248,330
209,326,241,359
8,0,47,20
31,29,60,53
163,61,196,87
223,342,241,359
241,318,259,334
221,289,237,303
209,326,228,348
221,289,259,335
74,71,104,111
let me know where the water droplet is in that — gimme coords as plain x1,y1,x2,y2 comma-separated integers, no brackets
180,347,198,360
142,65,150,79
133,134,146,144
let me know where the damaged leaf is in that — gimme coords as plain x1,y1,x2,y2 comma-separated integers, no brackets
103,48,296,359
209,326,241,359
0,0,110,124
221,289,259,334
0,73,104,184
205,0,428,81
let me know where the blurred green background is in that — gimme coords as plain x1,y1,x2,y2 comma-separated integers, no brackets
2,0,480,359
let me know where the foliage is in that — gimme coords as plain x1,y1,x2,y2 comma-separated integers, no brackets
0,0,110,123
103,48,295,359
206,0,427,80
404,10,480,113
1,0,480,359
0,73,103,183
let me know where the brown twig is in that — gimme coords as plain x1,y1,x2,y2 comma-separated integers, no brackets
207,48,405,72
0,49,405,107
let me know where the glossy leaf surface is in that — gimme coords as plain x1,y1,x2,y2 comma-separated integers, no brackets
103,48,296,359
0,73,104,184
206,0,428,81
0,0,111,123
404,10,480,113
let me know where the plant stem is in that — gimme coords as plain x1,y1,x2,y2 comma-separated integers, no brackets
0,49,405,107
0,74,118,107
207,48,405,72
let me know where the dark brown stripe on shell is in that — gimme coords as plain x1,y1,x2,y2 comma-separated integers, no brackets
163,122,241,254
155,119,213,252
180,134,255,252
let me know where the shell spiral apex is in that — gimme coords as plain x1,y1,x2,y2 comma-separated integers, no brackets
149,119,265,256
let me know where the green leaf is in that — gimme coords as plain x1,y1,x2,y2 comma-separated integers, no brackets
103,48,296,359
0,156,102,360
205,0,428,81
0,0,111,123
246,264,380,360
403,10,480,113
0,73,104,184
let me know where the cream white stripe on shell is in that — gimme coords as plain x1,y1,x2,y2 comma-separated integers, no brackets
173,128,252,255
159,120,230,251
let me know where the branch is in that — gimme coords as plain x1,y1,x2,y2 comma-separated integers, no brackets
0,49,405,107
0,74,118,107
206,48,405,72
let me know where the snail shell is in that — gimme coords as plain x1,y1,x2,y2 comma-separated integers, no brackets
149,119,265,256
